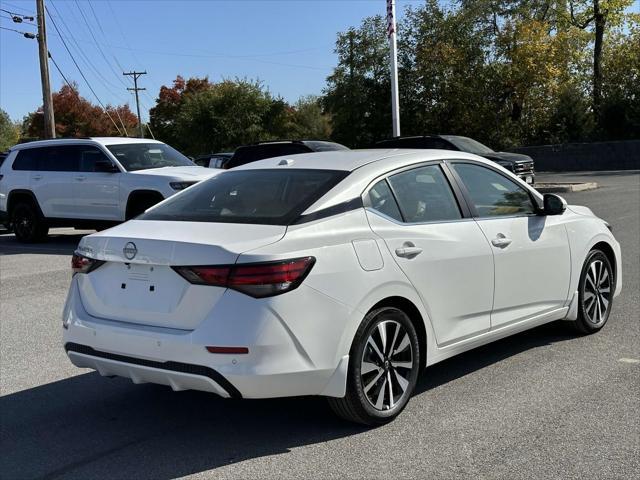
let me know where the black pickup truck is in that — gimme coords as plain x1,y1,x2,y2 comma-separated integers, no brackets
373,135,535,185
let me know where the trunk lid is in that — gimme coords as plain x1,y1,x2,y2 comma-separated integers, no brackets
76,220,285,329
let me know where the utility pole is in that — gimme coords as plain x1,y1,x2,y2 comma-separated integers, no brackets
386,0,400,137
36,0,55,138
123,71,146,138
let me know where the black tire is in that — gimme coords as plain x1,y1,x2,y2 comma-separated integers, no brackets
571,249,614,334
328,307,421,426
11,202,49,243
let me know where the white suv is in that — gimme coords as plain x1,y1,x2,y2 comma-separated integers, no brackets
0,137,220,242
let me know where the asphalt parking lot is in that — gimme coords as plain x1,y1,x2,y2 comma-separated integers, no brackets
1,171,638,480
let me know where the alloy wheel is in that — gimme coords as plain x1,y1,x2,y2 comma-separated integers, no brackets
14,209,35,239
583,259,611,326
360,320,414,411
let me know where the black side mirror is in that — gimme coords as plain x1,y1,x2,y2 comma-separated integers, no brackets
543,193,567,215
94,160,119,173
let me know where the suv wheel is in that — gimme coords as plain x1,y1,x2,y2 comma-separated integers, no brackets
328,307,421,425
126,194,163,220
11,202,49,243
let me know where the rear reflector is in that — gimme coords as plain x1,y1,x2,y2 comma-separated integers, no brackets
206,346,249,354
173,257,315,298
71,253,105,275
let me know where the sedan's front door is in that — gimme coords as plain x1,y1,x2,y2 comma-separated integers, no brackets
450,162,571,328
365,164,495,346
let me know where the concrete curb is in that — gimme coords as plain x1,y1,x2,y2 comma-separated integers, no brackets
534,182,598,193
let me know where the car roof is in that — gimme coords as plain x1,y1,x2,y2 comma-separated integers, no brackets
10,137,163,150
232,148,483,172
233,149,539,216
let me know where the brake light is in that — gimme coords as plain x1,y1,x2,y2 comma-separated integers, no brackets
71,253,105,275
173,257,315,298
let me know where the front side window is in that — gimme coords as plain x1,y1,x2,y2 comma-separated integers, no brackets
140,169,347,225
106,143,193,171
78,146,112,172
387,165,462,223
452,163,535,217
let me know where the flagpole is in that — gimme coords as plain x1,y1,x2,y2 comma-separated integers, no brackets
387,0,401,137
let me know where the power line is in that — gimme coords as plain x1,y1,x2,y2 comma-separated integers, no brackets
0,7,34,21
0,24,36,38
73,0,128,88
87,0,126,72
48,50,73,88
49,0,127,94
44,4,123,136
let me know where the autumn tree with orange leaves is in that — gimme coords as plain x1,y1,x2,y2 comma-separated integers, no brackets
24,84,138,139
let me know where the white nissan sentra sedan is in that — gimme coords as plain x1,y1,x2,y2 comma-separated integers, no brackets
63,149,621,425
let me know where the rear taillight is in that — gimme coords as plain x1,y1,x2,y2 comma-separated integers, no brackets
71,253,105,275
173,257,315,298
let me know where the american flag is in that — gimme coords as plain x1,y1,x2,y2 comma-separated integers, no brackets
386,0,395,38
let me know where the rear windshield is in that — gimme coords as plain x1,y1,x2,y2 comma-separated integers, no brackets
140,169,348,225
227,144,311,169
106,143,194,171
373,138,456,150
304,141,349,152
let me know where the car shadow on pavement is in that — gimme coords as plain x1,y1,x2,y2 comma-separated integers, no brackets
0,231,89,256
0,321,580,479
415,321,579,394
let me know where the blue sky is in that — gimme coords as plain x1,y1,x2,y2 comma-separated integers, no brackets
0,0,421,122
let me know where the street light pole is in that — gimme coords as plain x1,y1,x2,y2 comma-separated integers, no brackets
36,0,55,138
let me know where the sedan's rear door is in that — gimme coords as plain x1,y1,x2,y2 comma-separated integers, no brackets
365,163,494,346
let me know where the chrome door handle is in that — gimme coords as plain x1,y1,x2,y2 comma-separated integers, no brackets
74,175,86,181
491,234,512,248
32,174,42,180
395,245,423,258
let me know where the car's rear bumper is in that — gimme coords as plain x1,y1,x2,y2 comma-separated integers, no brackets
62,279,350,399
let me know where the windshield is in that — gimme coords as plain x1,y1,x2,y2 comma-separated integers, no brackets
106,143,194,171
444,137,494,155
140,169,348,225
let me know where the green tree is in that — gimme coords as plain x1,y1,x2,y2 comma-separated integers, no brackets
323,16,391,147
567,0,634,117
289,96,332,139
0,109,19,151
169,79,288,155
599,18,640,139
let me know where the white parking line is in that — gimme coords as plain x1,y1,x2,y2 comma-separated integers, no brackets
618,358,640,364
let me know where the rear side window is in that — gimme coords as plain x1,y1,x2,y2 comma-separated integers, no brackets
13,146,80,171
12,148,39,170
367,180,403,222
388,165,462,223
140,169,348,225
452,163,535,217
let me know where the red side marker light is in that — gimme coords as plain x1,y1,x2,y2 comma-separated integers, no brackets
206,346,249,354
